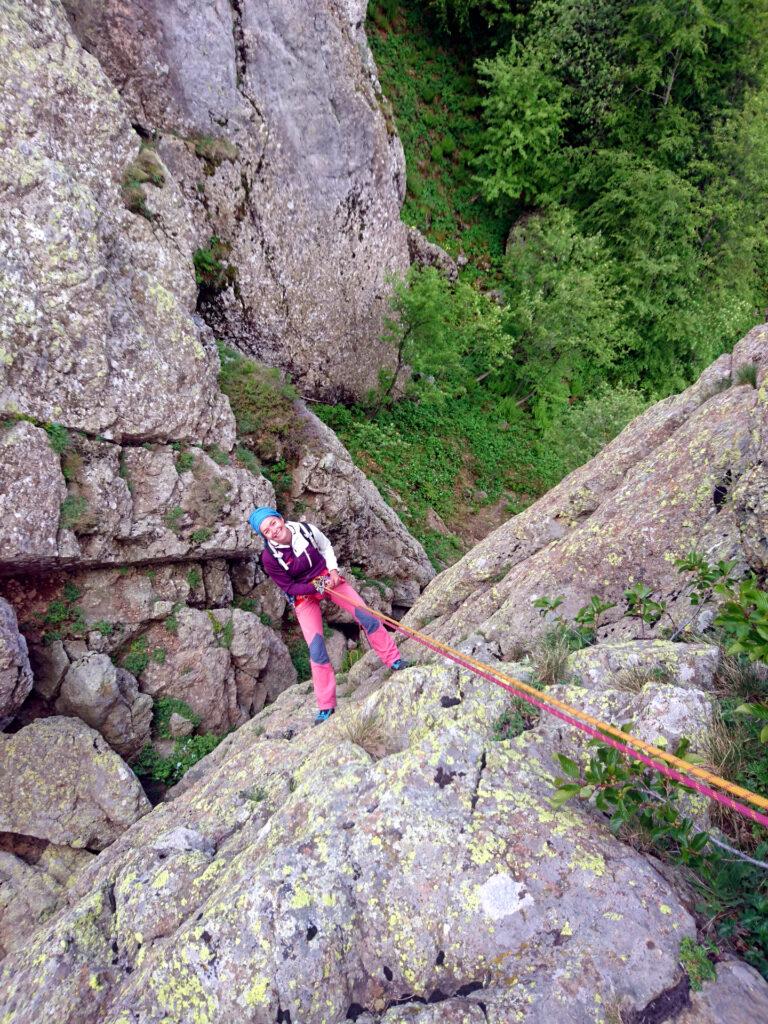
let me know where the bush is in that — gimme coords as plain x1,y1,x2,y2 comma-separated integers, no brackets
152,696,201,740
193,236,237,293
133,733,222,787
122,637,150,677
59,494,90,531
217,344,307,466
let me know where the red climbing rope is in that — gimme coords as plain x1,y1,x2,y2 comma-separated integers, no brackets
328,587,768,830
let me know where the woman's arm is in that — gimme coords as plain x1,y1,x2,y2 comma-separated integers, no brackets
307,524,339,571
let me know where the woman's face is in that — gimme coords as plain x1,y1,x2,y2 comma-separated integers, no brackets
261,515,291,545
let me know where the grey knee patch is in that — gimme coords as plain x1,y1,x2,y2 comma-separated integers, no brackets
308,633,330,665
354,607,380,634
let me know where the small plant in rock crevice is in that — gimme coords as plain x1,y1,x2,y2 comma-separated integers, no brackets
122,144,165,220
679,937,718,991
59,494,90,532
151,696,201,740
193,236,237,294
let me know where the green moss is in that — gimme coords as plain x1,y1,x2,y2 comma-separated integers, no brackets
192,134,239,174
122,144,165,220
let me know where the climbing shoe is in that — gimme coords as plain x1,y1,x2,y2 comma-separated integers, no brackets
391,658,411,671
314,707,335,725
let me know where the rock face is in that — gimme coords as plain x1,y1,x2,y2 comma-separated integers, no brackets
0,433,275,575
290,405,435,603
138,607,297,733
0,598,33,725
404,326,768,658
0,660,741,1023
55,654,152,761
61,0,411,402
0,0,233,445
0,717,150,851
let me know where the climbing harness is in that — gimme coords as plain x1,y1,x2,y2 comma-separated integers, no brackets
325,586,768,830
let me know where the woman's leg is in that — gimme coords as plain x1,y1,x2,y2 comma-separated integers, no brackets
328,580,402,668
294,595,336,710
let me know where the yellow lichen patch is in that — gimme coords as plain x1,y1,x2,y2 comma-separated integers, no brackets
568,850,606,876
290,886,311,910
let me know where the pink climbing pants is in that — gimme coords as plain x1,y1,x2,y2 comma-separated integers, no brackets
293,578,402,710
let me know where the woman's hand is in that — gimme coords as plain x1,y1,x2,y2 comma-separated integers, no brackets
328,569,341,590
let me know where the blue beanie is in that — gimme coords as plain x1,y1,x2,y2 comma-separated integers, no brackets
248,507,282,538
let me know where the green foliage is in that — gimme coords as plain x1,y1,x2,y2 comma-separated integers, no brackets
367,2,509,271
133,733,223,787
537,385,649,486
190,528,212,545
186,568,202,591
679,938,717,991
94,620,114,637
234,445,261,476
164,506,184,533
192,135,238,174
492,698,539,739
288,639,312,682
122,637,150,677
715,576,768,663
475,42,567,205
176,450,195,473
164,602,183,635
151,696,201,740
259,612,272,627
217,344,306,474
122,144,165,220
498,207,625,424
736,363,758,387
34,585,87,645
59,494,90,532
45,422,70,455
232,596,258,613
193,236,237,293
551,736,768,978
206,445,229,466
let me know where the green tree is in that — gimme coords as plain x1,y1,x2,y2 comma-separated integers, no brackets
495,207,624,425
475,41,568,205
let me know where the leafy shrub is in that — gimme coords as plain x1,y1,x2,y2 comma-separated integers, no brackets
186,568,202,591
193,236,237,293
45,422,70,455
152,696,201,740
59,495,90,531
190,527,212,545
133,733,222,787
176,450,195,473
122,637,150,677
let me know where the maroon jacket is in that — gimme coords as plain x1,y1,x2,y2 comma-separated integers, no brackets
261,523,333,597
